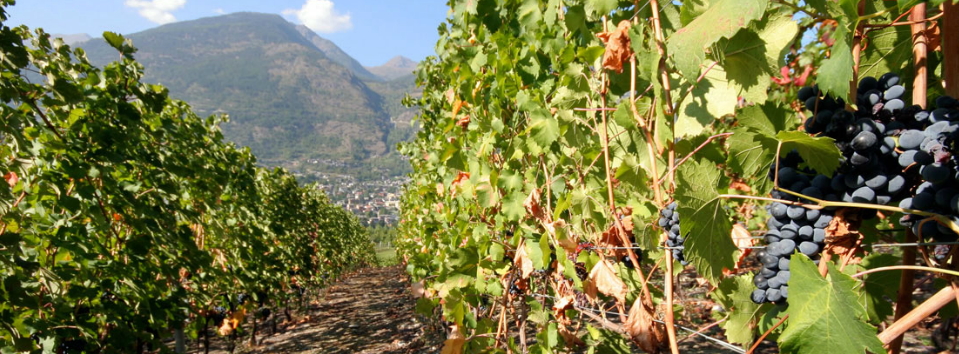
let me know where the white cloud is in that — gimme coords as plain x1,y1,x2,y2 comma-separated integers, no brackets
282,0,352,33
125,0,186,24
213,8,226,15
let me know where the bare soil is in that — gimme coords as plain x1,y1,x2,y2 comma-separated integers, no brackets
185,265,444,354
181,265,948,354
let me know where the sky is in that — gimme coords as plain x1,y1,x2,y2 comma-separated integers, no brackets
5,0,449,67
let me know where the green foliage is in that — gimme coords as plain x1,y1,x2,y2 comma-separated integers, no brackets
0,18,374,352
780,256,886,354
397,0,948,352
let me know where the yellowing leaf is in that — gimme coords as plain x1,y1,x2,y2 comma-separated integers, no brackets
441,324,466,354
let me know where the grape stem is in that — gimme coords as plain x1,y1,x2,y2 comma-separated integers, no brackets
851,265,959,279
656,132,733,187
747,314,788,354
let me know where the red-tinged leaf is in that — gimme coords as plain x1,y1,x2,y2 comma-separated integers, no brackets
524,188,546,222
3,172,17,187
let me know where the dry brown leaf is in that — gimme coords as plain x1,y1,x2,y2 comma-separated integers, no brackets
456,115,470,128
730,223,755,271
514,240,534,279
824,208,864,265
412,280,427,299
524,188,546,222
217,308,247,336
729,179,752,193
584,259,627,304
595,20,633,73
624,295,664,353
552,294,575,315
597,214,634,259
559,322,586,347
441,325,466,354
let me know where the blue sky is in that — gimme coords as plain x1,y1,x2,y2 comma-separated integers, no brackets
5,0,449,67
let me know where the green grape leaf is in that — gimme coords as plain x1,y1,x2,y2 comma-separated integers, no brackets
739,102,793,136
667,0,767,79
585,0,618,17
781,256,885,354
712,273,771,345
502,191,526,222
858,23,912,88
675,159,738,283
776,131,841,177
718,13,798,103
816,23,854,100
727,130,775,192
529,112,561,154
846,253,900,323
675,61,738,137
519,0,543,28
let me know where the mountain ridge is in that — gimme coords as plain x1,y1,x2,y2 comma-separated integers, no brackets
81,12,394,162
366,55,418,81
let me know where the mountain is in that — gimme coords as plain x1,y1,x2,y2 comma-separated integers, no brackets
54,33,91,46
294,25,381,82
366,56,418,81
81,13,391,162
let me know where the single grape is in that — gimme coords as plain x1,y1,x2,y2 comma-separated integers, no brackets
799,241,820,256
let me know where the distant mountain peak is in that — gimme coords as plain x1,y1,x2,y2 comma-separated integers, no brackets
366,56,418,81
381,56,417,68
53,33,92,46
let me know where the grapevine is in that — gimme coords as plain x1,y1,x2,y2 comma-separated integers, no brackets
398,0,959,353
0,3,375,352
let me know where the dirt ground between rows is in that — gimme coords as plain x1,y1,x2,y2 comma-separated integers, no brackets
181,265,945,354
185,265,444,354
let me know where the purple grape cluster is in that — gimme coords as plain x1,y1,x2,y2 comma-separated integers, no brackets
753,153,834,304
658,201,688,265
895,95,959,241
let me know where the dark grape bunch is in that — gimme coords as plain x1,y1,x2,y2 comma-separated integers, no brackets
658,201,688,265
800,74,914,211
895,94,959,241
753,154,835,304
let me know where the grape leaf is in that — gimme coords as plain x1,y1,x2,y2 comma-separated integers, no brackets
858,23,913,89
845,253,900,323
675,159,738,283
711,273,771,345
528,108,560,154
718,13,798,103
776,131,841,177
727,130,775,193
667,0,767,79
676,61,738,138
780,255,885,354
738,102,794,136
585,0,618,17
816,23,855,100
